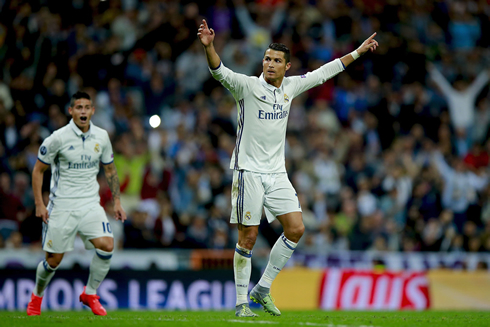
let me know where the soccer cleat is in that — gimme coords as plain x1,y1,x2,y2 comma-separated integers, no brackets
235,303,258,317
79,286,107,316
27,293,43,316
250,286,281,316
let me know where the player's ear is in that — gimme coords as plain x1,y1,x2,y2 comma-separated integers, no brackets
285,62,291,71
68,107,72,116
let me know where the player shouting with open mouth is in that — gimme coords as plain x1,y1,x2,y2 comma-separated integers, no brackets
27,91,126,316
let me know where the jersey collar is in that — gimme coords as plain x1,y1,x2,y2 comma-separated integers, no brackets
69,119,92,139
260,73,283,92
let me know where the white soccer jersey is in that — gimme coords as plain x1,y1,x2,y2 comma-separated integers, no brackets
210,59,344,173
38,119,114,210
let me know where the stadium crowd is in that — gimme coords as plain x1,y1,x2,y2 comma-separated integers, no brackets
0,0,490,255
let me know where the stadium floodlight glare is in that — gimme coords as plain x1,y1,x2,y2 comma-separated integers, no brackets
149,115,161,128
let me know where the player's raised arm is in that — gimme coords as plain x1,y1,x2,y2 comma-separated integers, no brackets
32,159,50,223
197,19,221,70
103,162,127,222
340,32,378,68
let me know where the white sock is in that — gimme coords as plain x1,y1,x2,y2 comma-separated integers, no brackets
34,260,58,297
258,233,297,289
234,243,252,306
86,249,113,295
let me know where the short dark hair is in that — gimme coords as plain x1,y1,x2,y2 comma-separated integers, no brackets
266,43,290,63
70,91,92,107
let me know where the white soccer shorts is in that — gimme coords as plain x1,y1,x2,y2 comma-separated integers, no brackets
42,203,113,253
230,170,302,226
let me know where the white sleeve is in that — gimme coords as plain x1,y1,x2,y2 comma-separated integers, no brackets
38,133,61,165
466,71,490,98
429,66,454,97
101,131,114,165
209,62,255,99
431,151,453,180
235,6,258,37
288,59,344,97
467,172,488,191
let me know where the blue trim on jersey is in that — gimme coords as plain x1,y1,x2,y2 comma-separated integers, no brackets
50,155,60,198
281,233,296,250
234,99,245,170
211,61,222,70
41,222,47,248
101,160,114,165
96,250,113,260
235,246,252,258
238,171,243,224
37,158,51,165
240,171,244,224
42,202,54,249
236,171,242,224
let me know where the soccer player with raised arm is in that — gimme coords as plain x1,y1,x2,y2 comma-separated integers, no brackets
198,20,378,317
27,91,127,316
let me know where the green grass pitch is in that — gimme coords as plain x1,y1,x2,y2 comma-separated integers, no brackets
2,310,490,327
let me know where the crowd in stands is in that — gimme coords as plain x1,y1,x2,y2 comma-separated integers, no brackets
1,0,490,256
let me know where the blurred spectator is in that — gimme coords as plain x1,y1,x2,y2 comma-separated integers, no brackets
175,40,210,97
428,63,489,135
185,214,209,249
432,150,488,232
123,206,155,249
232,0,286,58
0,172,25,238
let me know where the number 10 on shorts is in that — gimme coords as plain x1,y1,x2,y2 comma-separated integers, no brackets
102,222,112,233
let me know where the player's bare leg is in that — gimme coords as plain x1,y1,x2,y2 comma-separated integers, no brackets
235,224,259,317
251,212,304,316
27,252,64,316
79,236,114,316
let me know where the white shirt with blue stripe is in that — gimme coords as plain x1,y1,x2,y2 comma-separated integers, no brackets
38,119,114,210
210,58,344,173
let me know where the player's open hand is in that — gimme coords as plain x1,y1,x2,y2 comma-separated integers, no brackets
357,32,378,56
36,205,49,224
114,202,127,223
197,19,215,48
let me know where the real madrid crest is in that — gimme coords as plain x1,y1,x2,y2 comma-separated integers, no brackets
245,211,251,220
94,143,100,153
284,93,289,103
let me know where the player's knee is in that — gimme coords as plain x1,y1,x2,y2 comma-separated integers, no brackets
285,224,305,243
46,256,62,268
92,237,114,252
238,234,257,250
97,242,114,253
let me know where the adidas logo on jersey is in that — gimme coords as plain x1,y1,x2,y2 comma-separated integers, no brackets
68,145,75,150
260,96,266,100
